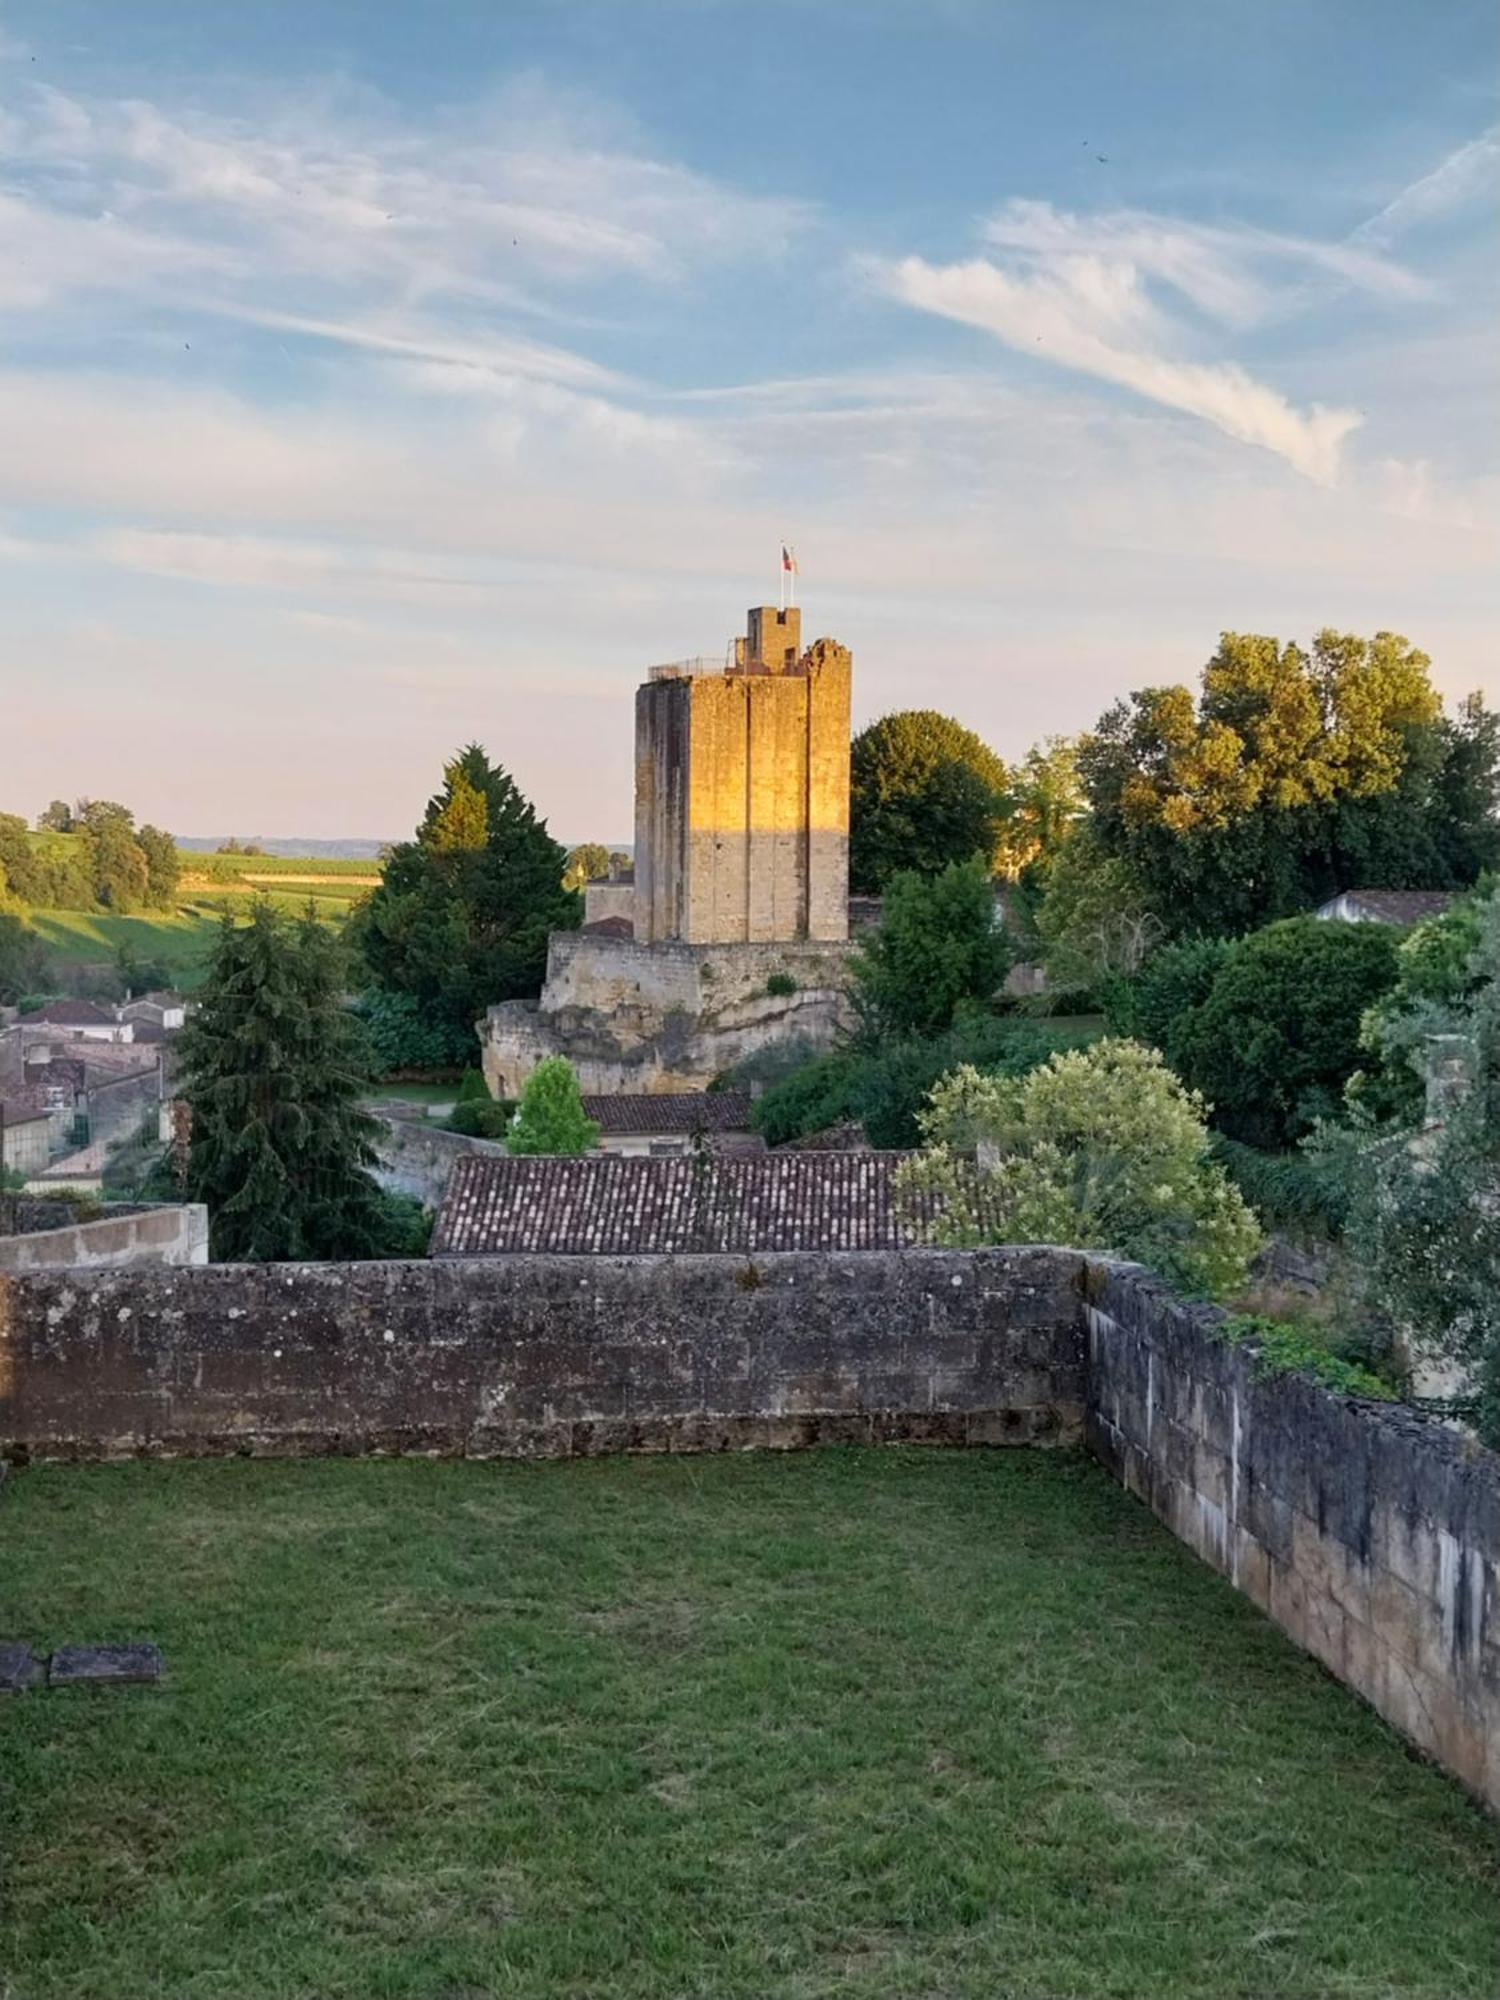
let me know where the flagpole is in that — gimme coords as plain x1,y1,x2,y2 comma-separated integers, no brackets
779,543,785,613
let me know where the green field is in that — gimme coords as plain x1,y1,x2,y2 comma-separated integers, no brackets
3,1448,1496,1999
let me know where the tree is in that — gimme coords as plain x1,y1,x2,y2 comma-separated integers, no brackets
1172,917,1401,1150
136,824,181,908
174,903,393,1260
1078,631,1498,936
897,1040,1261,1298
505,1057,599,1155
355,745,580,1052
0,814,39,905
850,710,1010,892
0,913,53,1005
1354,894,1500,1441
1345,881,1495,1124
993,737,1085,878
562,843,611,892
76,800,149,912
853,856,1010,1040
1107,935,1233,1061
1033,832,1162,993
36,800,73,833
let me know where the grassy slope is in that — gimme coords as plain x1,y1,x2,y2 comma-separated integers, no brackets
3,1448,1496,2000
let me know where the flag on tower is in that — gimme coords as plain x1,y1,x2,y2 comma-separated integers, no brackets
781,543,798,574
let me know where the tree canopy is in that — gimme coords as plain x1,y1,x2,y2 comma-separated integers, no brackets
897,1040,1261,1298
850,710,1010,892
853,855,1010,1041
174,904,394,1261
1166,916,1401,1150
1078,632,1499,937
354,745,580,1054
506,1057,600,1155
563,843,611,892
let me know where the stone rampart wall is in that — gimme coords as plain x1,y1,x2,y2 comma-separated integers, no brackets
1084,1264,1499,1812
370,1115,508,1208
0,1201,208,1272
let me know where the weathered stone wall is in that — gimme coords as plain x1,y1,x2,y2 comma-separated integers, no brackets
85,1064,163,1149
0,1201,208,1272
0,1248,1085,1462
1084,1263,1500,1813
370,1115,508,1207
483,932,855,1097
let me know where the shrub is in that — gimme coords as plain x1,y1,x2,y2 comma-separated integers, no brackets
765,971,798,997
1173,917,1401,1149
446,1099,514,1140
898,1038,1262,1298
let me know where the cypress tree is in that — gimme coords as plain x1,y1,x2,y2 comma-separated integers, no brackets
176,903,392,1260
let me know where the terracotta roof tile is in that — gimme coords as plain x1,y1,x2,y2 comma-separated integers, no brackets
580,1091,754,1136
431,1150,980,1256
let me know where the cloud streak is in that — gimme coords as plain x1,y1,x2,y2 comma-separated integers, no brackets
878,239,1364,482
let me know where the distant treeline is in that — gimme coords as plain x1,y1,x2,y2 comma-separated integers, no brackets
0,800,180,915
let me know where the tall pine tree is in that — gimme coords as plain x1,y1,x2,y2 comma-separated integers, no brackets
355,744,580,1056
176,904,392,1260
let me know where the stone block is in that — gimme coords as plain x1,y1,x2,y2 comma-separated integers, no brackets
48,1643,163,1687
0,1643,43,1692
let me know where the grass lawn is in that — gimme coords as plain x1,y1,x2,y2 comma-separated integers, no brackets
3,1449,1496,2000
25,892,362,990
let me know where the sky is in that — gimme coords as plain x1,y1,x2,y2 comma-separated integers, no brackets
0,0,1496,843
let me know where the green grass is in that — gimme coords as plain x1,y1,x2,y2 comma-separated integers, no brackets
3,1450,1495,2000
25,890,364,990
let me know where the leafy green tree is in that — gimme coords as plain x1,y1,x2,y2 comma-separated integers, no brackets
1107,935,1233,1060
1355,894,1500,1441
136,824,181,908
1173,917,1401,1149
36,800,73,833
850,711,1010,891
897,1040,1262,1298
1346,882,1495,1124
114,945,176,998
853,856,1010,1040
76,800,149,912
355,745,580,1052
352,990,475,1073
562,842,611,891
175,904,394,1260
505,1057,599,1155
993,737,1085,879
1033,831,1161,993
750,1013,1099,1150
1078,631,1498,936
0,914,53,1004
0,813,39,905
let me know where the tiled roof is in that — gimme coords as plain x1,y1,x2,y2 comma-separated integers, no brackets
1324,889,1458,924
432,1150,964,1255
19,999,118,1027
580,1090,754,1136
0,1082,55,1126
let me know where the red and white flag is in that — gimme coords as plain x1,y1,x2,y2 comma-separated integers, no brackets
781,543,798,574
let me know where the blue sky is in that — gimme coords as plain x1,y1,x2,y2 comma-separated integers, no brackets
1,1,1495,840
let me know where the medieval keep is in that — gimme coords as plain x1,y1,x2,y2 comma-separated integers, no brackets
483,602,858,1098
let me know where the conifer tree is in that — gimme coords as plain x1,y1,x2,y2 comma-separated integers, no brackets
176,903,392,1260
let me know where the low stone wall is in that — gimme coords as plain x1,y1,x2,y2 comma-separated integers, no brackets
0,1248,1085,1461
370,1114,507,1207
0,1201,208,1272
1,1245,1496,1811
1084,1264,1500,1813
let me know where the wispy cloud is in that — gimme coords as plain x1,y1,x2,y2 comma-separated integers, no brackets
1352,124,1500,247
877,232,1364,482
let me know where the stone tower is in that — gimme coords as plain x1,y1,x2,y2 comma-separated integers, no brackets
633,605,852,945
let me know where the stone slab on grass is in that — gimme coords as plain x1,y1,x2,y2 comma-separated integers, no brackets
48,1644,163,1687
0,1643,44,1692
